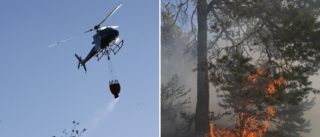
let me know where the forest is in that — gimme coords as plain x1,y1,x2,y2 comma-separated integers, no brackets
161,0,320,136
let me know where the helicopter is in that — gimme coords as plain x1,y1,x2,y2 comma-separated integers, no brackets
49,4,124,73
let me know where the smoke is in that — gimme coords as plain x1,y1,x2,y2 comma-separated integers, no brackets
161,26,198,136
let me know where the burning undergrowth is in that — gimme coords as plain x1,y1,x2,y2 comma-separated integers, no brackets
207,53,314,137
208,66,281,137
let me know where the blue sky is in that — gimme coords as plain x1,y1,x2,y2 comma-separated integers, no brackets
0,0,159,137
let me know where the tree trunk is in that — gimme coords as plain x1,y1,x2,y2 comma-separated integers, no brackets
195,0,209,136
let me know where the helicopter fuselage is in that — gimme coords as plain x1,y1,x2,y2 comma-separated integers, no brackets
94,27,119,50
84,28,119,61
75,27,119,72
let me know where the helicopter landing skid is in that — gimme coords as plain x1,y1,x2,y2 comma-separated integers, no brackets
97,50,110,61
96,40,124,61
110,40,124,55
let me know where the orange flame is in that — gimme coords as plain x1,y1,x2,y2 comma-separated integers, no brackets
207,66,282,137
267,77,284,95
206,122,236,137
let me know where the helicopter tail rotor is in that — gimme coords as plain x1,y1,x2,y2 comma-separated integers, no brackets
75,54,87,73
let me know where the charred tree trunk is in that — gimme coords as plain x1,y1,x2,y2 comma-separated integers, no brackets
195,0,209,136
239,114,246,137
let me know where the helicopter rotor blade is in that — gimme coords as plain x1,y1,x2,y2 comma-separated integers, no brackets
100,26,119,30
49,4,121,47
108,26,119,29
48,29,92,47
97,4,122,27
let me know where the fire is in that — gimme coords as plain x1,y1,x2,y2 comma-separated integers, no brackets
206,122,236,137
206,66,283,137
267,77,284,95
247,67,266,83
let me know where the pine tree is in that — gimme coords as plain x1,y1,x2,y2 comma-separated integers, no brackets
162,0,320,136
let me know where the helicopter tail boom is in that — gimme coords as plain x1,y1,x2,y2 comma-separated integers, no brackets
75,54,87,73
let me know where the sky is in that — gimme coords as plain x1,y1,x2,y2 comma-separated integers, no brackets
0,0,159,137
